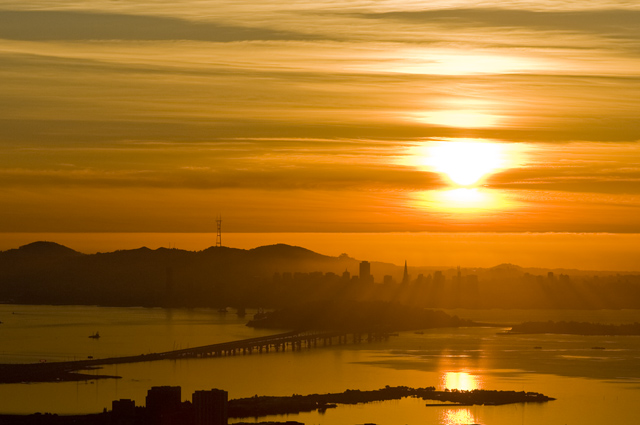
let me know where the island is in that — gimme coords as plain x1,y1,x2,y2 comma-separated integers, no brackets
229,386,555,418
0,386,555,425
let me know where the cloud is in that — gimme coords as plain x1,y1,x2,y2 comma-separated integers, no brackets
0,10,319,42
354,8,640,38
487,150,640,194
0,162,445,192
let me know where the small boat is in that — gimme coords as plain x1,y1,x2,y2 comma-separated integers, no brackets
89,332,100,339
218,308,228,313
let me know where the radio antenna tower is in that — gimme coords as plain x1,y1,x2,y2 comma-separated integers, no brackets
216,215,222,247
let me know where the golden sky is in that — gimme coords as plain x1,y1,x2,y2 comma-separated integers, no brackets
1,1,639,249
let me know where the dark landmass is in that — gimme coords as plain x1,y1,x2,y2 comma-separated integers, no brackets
0,363,120,384
229,386,555,418
1,241,640,310
247,301,476,331
0,242,384,308
0,386,555,424
0,413,104,425
0,415,305,425
508,321,640,335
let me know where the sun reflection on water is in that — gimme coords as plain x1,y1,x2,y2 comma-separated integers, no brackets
441,408,479,425
442,371,483,391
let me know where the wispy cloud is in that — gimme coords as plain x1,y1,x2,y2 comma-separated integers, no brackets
354,8,640,38
1,1,639,233
0,10,320,42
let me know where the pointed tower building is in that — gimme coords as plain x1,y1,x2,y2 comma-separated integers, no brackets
402,260,410,285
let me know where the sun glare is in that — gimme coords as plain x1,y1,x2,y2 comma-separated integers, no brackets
412,188,514,214
406,139,521,187
414,110,499,128
432,141,503,186
439,188,498,209
441,408,478,425
442,371,482,391
402,139,526,212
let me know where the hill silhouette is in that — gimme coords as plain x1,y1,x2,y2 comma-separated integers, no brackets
9,241,81,257
0,242,374,307
1,241,639,309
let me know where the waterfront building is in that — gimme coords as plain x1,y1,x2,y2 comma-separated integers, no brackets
146,386,181,425
192,389,228,425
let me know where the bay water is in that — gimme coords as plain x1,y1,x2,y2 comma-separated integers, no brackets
0,304,639,424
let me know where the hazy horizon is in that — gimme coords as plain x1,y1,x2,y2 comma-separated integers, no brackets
3,231,639,271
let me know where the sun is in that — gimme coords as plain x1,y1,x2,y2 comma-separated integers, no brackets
430,140,505,186
401,138,526,212
407,139,511,187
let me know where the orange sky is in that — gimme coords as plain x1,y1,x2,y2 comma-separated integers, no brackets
1,2,639,268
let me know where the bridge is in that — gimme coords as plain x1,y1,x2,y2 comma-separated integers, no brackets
154,329,391,360
0,330,393,383
81,329,391,366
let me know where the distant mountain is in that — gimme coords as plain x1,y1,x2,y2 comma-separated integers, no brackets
486,263,524,276
249,243,325,258
490,263,523,272
0,241,81,275
7,241,81,257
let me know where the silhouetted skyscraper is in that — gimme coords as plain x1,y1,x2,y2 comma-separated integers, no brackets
359,261,373,284
146,386,181,425
192,389,228,425
342,269,351,281
112,399,135,425
402,260,410,285
433,270,445,286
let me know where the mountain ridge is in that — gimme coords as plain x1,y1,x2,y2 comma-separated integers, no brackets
1,241,638,310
